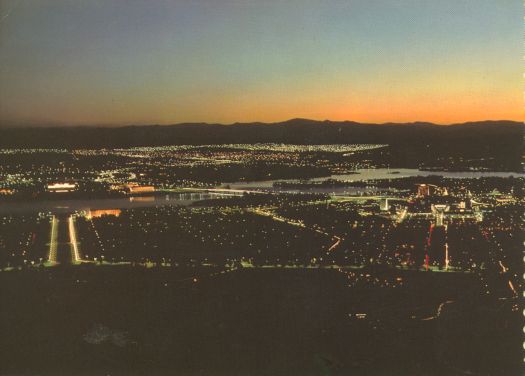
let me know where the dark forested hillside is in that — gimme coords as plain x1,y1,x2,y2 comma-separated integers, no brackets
0,119,522,170
0,119,520,148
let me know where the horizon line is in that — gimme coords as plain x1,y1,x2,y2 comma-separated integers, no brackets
0,118,521,129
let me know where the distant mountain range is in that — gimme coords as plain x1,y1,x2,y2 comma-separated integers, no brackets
0,119,521,149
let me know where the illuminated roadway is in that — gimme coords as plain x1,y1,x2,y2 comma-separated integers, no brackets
48,215,58,264
246,206,468,274
47,214,84,266
497,259,518,297
421,300,455,321
55,214,73,265
68,215,82,264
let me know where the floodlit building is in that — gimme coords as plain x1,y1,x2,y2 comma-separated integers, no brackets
431,204,449,227
379,198,390,211
416,184,449,197
125,183,155,194
417,184,432,197
47,182,77,193
86,209,122,219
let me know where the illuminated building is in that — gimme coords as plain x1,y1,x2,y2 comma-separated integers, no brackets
417,184,433,197
416,184,450,197
431,204,449,227
125,184,155,194
110,184,126,191
47,182,77,193
86,209,122,219
379,198,390,211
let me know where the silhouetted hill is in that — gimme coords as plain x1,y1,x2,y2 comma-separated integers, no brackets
0,119,522,170
0,119,521,149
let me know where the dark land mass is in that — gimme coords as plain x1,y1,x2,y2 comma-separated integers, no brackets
1,119,522,171
0,267,521,376
0,119,521,149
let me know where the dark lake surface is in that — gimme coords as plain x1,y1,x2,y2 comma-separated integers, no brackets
1,169,522,214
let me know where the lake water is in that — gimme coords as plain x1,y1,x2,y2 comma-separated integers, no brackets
0,193,210,214
1,168,522,214
224,168,524,190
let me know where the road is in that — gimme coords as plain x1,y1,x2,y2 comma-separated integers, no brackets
68,215,81,263
47,215,58,263
47,214,82,265
421,300,455,321
248,207,344,263
56,214,72,265
238,261,470,273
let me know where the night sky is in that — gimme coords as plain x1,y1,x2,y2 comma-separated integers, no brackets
0,0,522,126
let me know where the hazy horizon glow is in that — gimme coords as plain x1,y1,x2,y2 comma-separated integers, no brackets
0,0,522,126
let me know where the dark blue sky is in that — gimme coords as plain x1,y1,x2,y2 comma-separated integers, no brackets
0,0,522,125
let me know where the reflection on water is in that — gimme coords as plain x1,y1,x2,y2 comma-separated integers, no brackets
0,193,209,214
225,168,524,190
129,196,155,203
1,168,522,214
